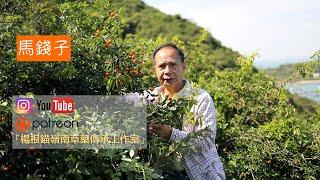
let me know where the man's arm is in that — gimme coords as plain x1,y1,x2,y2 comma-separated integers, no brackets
153,93,217,151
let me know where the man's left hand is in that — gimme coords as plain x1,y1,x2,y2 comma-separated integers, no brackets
149,123,172,141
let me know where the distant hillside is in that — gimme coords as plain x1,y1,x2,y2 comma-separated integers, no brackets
263,64,296,81
112,0,240,70
263,63,320,82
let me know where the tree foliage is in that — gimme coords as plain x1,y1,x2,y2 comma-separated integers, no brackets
0,0,319,179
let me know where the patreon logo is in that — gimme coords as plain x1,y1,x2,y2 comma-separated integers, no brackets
15,98,33,114
51,97,74,113
15,116,31,132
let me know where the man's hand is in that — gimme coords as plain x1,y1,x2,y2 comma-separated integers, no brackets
149,123,173,141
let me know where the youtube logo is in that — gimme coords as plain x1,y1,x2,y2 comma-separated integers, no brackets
51,97,74,113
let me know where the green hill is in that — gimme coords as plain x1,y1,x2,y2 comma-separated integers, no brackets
112,0,240,70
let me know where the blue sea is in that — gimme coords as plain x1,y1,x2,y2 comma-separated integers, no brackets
288,82,320,103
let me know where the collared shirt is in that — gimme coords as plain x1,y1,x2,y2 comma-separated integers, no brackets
147,80,226,180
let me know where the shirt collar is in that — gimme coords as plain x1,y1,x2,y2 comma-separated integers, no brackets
172,80,192,99
155,80,192,100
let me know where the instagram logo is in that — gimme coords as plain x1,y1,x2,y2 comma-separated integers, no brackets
15,98,33,114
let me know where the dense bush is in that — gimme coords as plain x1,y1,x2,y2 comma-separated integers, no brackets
1,0,319,179
200,56,320,179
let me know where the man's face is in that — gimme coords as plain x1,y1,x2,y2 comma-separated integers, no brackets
154,47,185,91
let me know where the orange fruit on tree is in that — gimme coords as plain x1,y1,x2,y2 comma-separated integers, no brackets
95,29,100,37
110,11,117,19
104,72,111,78
104,39,113,49
128,51,137,60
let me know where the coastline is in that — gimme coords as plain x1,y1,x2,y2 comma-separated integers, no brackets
289,79,320,103
292,79,320,85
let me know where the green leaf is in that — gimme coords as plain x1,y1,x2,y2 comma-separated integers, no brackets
122,157,132,162
129,149,134,158
0,102,8,106
172,158,184,171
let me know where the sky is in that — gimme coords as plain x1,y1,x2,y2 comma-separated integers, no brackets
142,0,320,68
